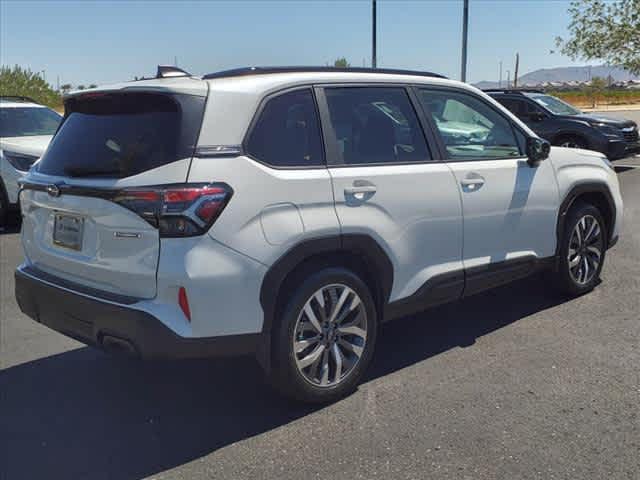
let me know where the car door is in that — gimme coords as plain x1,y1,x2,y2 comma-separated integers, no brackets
495,96,552,141
519,98,557,140
416,87,559,295
315,85,464,310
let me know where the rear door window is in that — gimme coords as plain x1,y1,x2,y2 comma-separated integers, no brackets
36,92,205,178
323,87,431,165
496,98,525,116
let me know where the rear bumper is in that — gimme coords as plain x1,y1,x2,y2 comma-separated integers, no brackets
14,266,262,359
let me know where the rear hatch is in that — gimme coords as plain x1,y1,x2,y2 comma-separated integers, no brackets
20,88,208,299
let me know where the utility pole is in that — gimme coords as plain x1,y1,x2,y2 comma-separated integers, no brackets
513,52,519,88
371,0,377,68
460,0,469,82
499,61,503,88
174,56,178,66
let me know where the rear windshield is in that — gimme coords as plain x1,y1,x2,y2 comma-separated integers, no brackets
36,92,205,178
0,107,62,137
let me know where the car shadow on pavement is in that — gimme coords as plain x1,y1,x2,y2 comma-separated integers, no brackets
1,274,566,480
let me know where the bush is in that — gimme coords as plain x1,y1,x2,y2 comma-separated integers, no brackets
0,65,62,109
549,89,640,107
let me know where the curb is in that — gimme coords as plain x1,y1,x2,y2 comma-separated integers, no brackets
583,105,640,112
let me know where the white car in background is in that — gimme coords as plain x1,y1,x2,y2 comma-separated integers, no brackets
0,96,62,225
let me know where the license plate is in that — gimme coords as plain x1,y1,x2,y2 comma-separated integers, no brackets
53,214,84,251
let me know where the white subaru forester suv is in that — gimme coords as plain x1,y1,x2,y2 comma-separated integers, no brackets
1,96,62,225
15,66,623,403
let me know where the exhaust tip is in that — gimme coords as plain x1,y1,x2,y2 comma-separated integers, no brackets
101,335,138,357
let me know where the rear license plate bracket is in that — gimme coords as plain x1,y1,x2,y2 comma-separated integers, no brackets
53,214,84,251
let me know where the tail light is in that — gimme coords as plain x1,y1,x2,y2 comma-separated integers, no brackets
113,183,232,237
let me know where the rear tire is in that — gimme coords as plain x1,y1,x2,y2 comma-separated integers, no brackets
269,266,378,403
550,202,607,296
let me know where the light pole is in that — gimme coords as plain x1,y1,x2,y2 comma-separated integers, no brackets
506,70,511,88
372,0,377,68
499,61,503,88
460,0,469,82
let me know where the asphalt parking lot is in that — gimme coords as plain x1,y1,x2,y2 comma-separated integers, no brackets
1,122,639,479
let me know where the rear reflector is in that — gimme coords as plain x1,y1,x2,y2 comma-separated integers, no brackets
178,287,191,321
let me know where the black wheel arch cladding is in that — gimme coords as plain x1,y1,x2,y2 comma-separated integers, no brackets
555,182,616,259
259,234,393,335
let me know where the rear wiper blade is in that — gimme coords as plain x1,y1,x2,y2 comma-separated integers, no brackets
64,166,124,177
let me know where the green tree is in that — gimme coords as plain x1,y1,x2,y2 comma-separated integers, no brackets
333,57,351,68
88,84,98,89
77,85,86,90
556,0,640,75
585,76,608,107
60,83,72,94
0,65,62,108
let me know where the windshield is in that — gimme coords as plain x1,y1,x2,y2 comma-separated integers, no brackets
0,106,62,137
527,93,582,116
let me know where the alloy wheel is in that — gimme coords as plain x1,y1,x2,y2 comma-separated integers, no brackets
568,214,603,285
293,283,368,387
560,140,584,149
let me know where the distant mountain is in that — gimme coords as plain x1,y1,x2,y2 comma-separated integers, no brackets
474,65,639,89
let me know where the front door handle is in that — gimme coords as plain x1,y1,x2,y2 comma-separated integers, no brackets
460,175,485,191
344,185,377,195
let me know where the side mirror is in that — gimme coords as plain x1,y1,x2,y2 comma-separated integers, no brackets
526,137,550,166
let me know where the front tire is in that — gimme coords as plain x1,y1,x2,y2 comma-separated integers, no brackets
551,202,607,296
269,267,378,403
555,135,588,150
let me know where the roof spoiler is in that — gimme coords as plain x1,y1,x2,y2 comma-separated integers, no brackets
156,65,191,79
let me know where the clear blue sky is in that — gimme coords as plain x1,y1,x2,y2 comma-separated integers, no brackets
0,0,587,87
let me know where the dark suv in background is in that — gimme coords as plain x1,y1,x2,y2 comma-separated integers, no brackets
486,89,639,159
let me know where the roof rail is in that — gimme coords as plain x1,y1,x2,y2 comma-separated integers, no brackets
202,66,447,80
483,88,544,94
156,65,191,79
0,95,40,104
